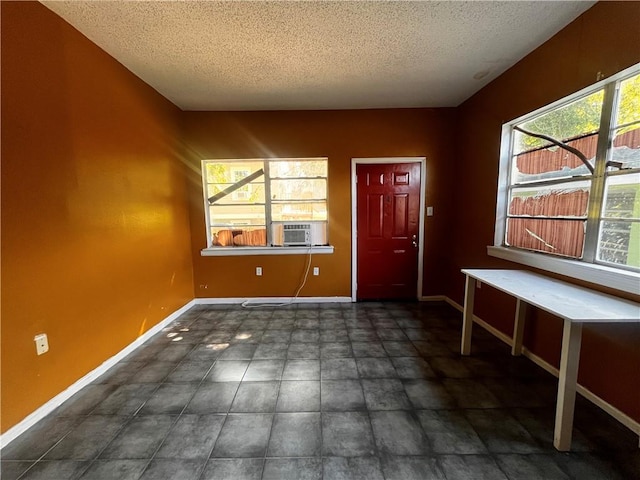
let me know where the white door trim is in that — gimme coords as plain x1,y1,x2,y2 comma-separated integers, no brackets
351,157,427,302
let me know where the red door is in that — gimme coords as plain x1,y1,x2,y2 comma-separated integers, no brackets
356,163,421,300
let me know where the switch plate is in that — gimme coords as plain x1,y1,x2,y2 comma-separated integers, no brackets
427,206,434,216
256,267,263,276
34,333,49,355
313,267,319,276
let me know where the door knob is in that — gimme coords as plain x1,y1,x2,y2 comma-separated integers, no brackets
412,234,418,248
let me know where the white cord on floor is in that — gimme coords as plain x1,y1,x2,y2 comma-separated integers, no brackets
241,247,313,308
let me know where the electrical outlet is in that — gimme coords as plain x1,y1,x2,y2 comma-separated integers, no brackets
256,266,263,276
34,333,49,355
313,267,320,276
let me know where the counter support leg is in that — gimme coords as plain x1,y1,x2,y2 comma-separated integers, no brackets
511,299,528,356
554,319,583,451
461,275,476,355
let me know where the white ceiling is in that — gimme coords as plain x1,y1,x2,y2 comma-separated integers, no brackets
42,1,596,111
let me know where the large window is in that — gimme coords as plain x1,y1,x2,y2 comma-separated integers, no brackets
493,65,639,292
201,158,328,249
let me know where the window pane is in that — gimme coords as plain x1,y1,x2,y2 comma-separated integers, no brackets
511,134,596,183
270,160,327,178
602,173,640,219
506,218,585,258
509,182,590,217
211,227,267,247
610,125,640,170
597,220,640,268
271,179,327,201
515,90,603,154
206,183,265,205
209,205,265,227
272,202,327,221
205,161,264,184
615,73,640,126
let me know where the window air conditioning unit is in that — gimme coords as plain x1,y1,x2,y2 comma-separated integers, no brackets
271,221,327,246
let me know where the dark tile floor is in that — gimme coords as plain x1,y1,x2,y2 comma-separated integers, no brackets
2,302,638,479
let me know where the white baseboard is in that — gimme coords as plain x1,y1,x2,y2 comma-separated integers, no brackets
444,296,464,312
444,296,640,438
419,295,447,302
0,299,196,449
522,348,640,436
195,296,353,305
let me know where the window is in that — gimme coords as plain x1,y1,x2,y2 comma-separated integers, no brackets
230,168,251,201
201,158,328,250
493,64,640,293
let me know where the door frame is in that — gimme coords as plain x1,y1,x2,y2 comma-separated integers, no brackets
351,157,427,302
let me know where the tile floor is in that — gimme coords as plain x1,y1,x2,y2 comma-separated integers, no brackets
1,302,638,479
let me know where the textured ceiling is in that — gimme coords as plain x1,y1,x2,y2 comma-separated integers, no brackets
42,1,595,111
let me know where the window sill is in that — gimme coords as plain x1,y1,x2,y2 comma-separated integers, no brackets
201,245,335,257
487,246,640,296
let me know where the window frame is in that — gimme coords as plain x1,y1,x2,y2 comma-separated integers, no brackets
491,63,640,295
200,157,333,256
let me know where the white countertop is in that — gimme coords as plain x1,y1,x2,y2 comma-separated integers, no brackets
462,269,640,323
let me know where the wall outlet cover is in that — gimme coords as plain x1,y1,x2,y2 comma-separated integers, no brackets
34,333,49,355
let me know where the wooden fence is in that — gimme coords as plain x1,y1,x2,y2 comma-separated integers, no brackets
508,128,639,257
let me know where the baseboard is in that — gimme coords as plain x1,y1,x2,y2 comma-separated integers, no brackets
443,296,640,438
443,296,463,312
195,296,353,305
521,348,640,436
419,295,447,302
470,312,515,346
0,299,196,449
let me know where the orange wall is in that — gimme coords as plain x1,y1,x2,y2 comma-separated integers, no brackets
449,1,640,421
1,2,194,432
181,109,456,299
